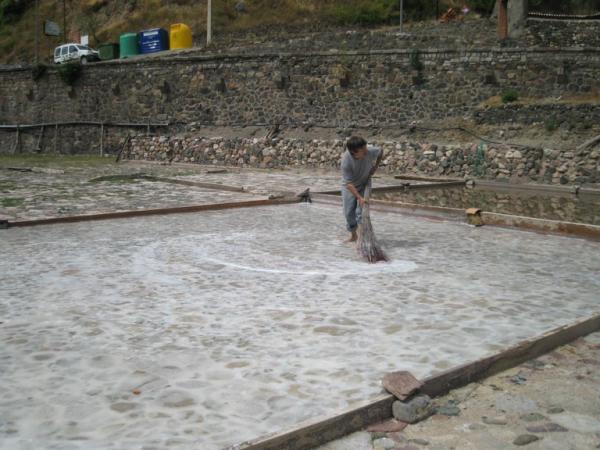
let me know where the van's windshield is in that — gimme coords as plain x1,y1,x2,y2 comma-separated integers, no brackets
77,45,91,51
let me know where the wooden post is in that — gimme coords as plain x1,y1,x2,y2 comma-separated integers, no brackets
13,125,20,154
100,122,104,156
36,125,45,153
54,123,58,153
146,121,150,136
207,0,212,45
34,0,39,64
497,0,508,39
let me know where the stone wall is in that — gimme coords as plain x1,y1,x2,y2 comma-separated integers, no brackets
0,125,139,155
195,18,600,55
1,48,599,142
125,135,600,185
473,103,600,128
525,18,600,48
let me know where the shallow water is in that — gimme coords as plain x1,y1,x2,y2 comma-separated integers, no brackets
372,186,600,224
1,204,599,450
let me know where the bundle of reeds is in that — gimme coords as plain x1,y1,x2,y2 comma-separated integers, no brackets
357,185,389,263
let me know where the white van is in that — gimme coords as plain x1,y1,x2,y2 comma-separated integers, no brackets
54,43,99,64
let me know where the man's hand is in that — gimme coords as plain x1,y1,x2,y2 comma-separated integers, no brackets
346,183,368,207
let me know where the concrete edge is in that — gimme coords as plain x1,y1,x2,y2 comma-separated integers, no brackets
395,174,465,183
316,181,465,196
5,198,300,228
390,181,466,191
140,175,247,193
420,313,600,397
474,180,600,197
312,189,600,241
227,394,394,450
481,211,600,241
226,313,600,450
6,46,600,71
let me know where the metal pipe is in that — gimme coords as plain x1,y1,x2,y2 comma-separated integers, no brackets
399,0,404,32
0,121,169,129
207,0,212,46
34,0,39,64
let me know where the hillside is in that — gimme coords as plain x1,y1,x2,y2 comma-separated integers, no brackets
0,0,598,64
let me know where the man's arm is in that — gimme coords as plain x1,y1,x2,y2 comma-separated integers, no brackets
370,148,384,176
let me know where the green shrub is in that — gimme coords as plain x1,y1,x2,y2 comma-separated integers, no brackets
57,62,82,85
501,89,518,103
1,197,24,207
402,0,437,21
545,116,558,132
467,0,496,15
0,0,33,24
330,0,395,25
31,63,47,81
409,49,423,71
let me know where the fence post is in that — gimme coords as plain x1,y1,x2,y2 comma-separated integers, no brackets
37,125,45,153
100,122,104,156
13,124,20,154
54,123,58,153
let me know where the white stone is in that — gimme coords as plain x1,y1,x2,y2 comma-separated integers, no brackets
552,413,600,433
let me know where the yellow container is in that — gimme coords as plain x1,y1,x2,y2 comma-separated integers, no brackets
170,23,193,50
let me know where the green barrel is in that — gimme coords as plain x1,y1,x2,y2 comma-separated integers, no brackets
98,43,120,60
119,33,139,59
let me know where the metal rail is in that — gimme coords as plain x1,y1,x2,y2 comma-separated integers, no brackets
0,121,169,130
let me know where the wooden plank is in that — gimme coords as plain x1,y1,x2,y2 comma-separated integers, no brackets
395,174,464,182
421,314,600,398
311,193,466,222
473,180,596,196
316,181,464,196
226,394,394,450
7,198,300,228
142,175,246,193
387,181,465,191
223,313,600,450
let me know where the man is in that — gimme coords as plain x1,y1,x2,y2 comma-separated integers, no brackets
341,136,384,242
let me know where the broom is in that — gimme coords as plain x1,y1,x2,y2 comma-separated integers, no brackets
357,182,389,263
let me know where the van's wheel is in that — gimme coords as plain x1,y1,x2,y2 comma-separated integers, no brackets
80,56,88,65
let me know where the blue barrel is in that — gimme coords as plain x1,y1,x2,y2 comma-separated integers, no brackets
139,28,169,54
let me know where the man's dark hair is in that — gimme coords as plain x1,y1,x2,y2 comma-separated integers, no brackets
346,136,367,154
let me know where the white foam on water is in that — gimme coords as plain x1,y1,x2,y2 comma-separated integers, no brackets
1,203,599,450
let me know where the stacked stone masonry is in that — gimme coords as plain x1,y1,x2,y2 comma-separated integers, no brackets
1,48,599,131
525,19,600,48
125,136,600,185
1,18,599,185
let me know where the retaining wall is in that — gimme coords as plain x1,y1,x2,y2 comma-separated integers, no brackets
125,135,600,185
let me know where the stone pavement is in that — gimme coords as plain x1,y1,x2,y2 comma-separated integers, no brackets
0,157,404,221
316,331,600,450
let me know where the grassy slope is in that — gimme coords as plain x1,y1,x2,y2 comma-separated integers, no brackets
0,0,450,64
1,0,598,64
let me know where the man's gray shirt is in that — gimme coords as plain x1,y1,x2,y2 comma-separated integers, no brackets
341,146,381,189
